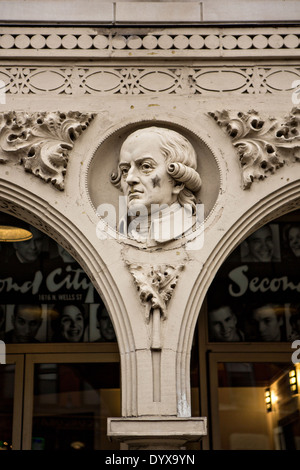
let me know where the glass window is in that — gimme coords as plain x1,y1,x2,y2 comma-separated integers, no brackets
206,211,300,343
197,210,300,450
0,364,15,450
0,213,116,344
31,362,120,450
215,362,300,450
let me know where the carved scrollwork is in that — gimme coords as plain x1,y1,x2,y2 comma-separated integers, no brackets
209,107,300,189
126,262,185,322
0,111,94,190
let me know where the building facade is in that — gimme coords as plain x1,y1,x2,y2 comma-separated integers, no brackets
0,0,300,451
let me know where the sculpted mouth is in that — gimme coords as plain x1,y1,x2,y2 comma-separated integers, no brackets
128,190,143,199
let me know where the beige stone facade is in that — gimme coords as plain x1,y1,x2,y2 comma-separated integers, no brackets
1,1,300,451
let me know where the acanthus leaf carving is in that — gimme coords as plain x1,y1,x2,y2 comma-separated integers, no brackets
0,111,94,190
126,262,185,323
209,107,300,189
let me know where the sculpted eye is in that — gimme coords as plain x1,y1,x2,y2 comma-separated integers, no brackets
141,162,152,171
120,167,129,176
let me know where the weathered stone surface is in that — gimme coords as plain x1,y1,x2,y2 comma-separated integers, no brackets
1,16,300,450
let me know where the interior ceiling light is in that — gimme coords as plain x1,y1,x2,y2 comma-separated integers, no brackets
70,441,85,450
0,225,33,242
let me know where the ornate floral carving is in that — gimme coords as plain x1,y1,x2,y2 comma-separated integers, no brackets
0,111,94,190
209,108,300,189
125,262,185,322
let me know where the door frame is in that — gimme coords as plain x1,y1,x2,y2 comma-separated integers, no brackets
4,354,25,450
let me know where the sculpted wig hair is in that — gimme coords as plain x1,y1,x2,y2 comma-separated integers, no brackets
111,126,202,212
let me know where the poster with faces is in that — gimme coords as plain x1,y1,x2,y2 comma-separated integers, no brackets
207,216,300,343
0,214,116,344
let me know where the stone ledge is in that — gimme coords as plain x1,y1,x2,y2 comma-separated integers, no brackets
115,2,202,24
203,0,300,23
107,416,207,440
1,1,299,25
0,0,114,24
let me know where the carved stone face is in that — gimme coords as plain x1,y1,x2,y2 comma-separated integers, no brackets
119,131,179,212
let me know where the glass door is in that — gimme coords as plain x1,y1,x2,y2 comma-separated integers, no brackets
209,352,300,450
0,355,24,450
22,353,120,450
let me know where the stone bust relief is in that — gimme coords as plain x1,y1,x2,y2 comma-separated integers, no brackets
110,126,202,246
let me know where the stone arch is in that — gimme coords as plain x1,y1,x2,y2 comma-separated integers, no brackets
0,178,137,416
176,180,300,413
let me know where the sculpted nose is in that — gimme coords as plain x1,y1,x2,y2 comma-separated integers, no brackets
126,166,139,185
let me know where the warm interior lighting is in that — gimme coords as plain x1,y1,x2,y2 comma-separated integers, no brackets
271,390,278,404
265,388,272,412
289,368,298,395
70,441,85,450
0,225,33,242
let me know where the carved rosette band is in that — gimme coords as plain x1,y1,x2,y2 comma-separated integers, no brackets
0,111,94,190
209,107,300,189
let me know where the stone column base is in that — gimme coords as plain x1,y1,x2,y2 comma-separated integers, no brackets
107,417,207,450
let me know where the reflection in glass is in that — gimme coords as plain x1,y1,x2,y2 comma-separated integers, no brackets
217,362,300,450
32,363,120,450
